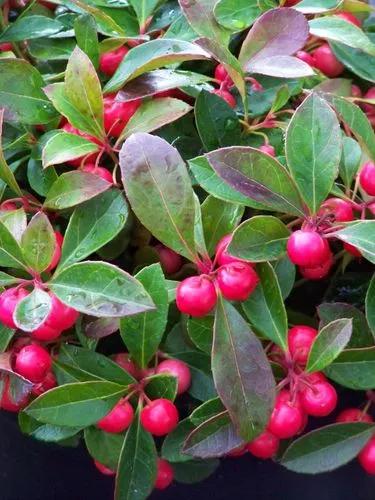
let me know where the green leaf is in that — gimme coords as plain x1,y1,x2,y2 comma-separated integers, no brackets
42,131,100,169
120,264,168,369
25,381,125,427
115,408,157,500
0,220,28,270
84,426,124,471
19,413,82,443
27,159,58,197
44,171,112,210
28,38,76,61
145,374,178,401
0,15,64,42
50,261,155,318
286,93,342,214
366,276,375,338
195,90,241,152
21,212,56,273
281,423,374,473
74,14,99,68
179,0,231,45
119,97,192,142
187,316,214,354
162,419,196,463
325,347,375,390
58,189,128,271
229,216,290,262
331,41,375,84
295,0,342,13
242,262,288,350
104,38,211,93
0,208,27,243
0,110,23,196
128,0,161,27
64,46,104,139
309,17,375,56
201,196,244,256
330,221,375,264
206,147,307,216
306,318,352,373
120,133,198,262
339,136,362,188
190,398,226,426
173,459,219,484
14,288,52,333
214,0,260,32
213,298,275,441
0,59,57,125
273,256,295,300
0,325,15,353
0,272,22,287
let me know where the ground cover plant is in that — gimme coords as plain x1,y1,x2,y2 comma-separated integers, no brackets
0,0,375,498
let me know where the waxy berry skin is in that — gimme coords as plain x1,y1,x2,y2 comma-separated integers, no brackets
0,43,13,52
336,408,373,424
215,234,248,267
287,230,330,267
154,245,182,275
358,438,375,475
319,197,354,222
140,398,179,436
259,144,276,157
288,325,318,365
81,164,113,184
217,262,259,301
312,43,344,78
361,87,375,114
344,242,361,258
299,253,333,281
156,359,191,395
112,353,139,379
1,377,29,412
247,430,280,459
214,64,233,86
176,276,217,317
211,89,236,108
155,458,174,490
97,400,134,433
296,50,315,66
94,460,116,476
99,46,128,76
300,381,338,417
32,370,57,396
359,161,375,196
103,94,142,137
0,287,29,329
268,390,304,439
32,292,79,341
14,344,52,383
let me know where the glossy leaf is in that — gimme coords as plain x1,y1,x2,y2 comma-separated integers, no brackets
162,419,196,463
214,0,260,31
120,133,198,262
0,15,63,42
21,212,56,273
0,111,23,196
145,374,178,401
173,459,220,484
14,288,52,333
213,298,275,441
49,261,155,318
242,263,288,350
84,427,124,471
330,221,375,264
0,220,28,270
366,276,375,338
19,413,82,443
273,256,296,300
306,319,352,373
339,136,362,188
128,0,161,27
187,316,214,354
0,208,26,244
331,42,375,84
42,132,100,169
74,14,99,68
325,347,375,390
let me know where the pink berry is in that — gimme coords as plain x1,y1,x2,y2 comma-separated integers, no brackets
0,287,29,329
97,399,134,433
300,381,338,417
287,230,330,267
176,276,217,317
211,89,236,108
61,123,102,167
94,460,116,476
247,430,279,459
336,12,361,27
361,87,375,114
214,64,233,86
288,325,318,365
81,164,113,183
14,344,52,383
296,50,315,66
320,197,354,222
156,359,191,395
359,161,375,196
140,398,179,436
312,43,344,77
336,408,373,423
154,245,182,274
344,242,362,258
351,84,362,98
0,43,12,52
32,371,57,396
103,94,142,138
259,144,276,157
304,372,327,385
359,438,375,475
99,46,128,76
217,262,259,301
112,353,139,379
299,252,333,281
155,458,174,490
1,377,29,412
268,390,304,439
32,292,78,341
215,234,251,267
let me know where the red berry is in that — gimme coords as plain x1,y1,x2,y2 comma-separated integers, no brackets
155,458,174,490
97,399,134,433
336,12,361,27
299,252,333,281
304,372,327,384
211,89,236,108
351,84,362,98
0,43,13,52
1,201,17,211
61,123,102,166
247,430,279,459
154,245,182,274
156,359,191,395
300,381,337,417
344,242,362,258
359,438,375,475
336,408,373,424
359,161,375,196
361,87,375,114
296,50,315,66
94,460,116,476
99,46,128,76
32,292,78,341
217,262,259,301
284,0,300,5
215,234,251,267
312,43,344,78
1,377,29,412
320,197,354,222
15,344,52,383
81,164,113,183
268,390,304,439
140,398,179,436
287,230,330,267
259,144,276,157
112,353,139,379
176,276,217,317
103,94,142,137
214,64,233,86
0,287,29,329
288,325,318,365
46,231,63,272
32,370,57,396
